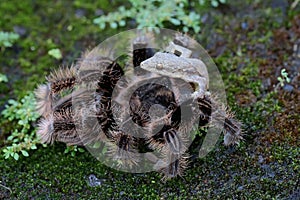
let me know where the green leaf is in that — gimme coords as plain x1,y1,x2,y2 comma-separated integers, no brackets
198,0,206,5
169,18,181,25
64,148,70,154
48,48,62,60
21,150,29,157
13,153,19,160
100,23,106,29
0,31,19,48
193,25,201,33
211,0,219,7
119,20,126,27
7,135,14,141
110,22,118,29
93,18,101,24
4,153,10,159
183,26,189,32
13,138,19,143
0,73,8,83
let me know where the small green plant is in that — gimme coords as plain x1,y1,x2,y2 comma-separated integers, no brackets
1,91,85,160
277,68,291,87
64,145,85,157
94,0,226,33
0,31,19,49
1,93,40,160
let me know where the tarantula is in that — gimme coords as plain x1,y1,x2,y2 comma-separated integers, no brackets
35,33,242,180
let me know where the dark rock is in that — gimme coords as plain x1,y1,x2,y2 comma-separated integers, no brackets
286,188,300,200
283,84,294,92
87,174,103,187
13,26,27,36
258,155,264,164
75,9,86,18
201,14,209,24
128,19,137,28
270,0,288,14
95,9,104,16
241,22,248,30
262,78,271,89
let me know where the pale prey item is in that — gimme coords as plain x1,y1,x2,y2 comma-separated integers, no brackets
140,51,209,99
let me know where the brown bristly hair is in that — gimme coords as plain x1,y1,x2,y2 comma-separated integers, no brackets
37,113,55,144
46,65,77,94
157,149,189,181
106,131,140,168
53,108,82,146
35,83,53,117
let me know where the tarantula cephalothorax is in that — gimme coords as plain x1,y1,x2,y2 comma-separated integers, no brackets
35,33,242,180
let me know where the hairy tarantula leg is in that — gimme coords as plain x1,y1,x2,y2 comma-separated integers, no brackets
145,150,189,181
205,97,243,146
106,131,140,168
222,112,243,146
131,35,155,68
35,66,77,117
35,83,53,117
47,66,77,94
196,95,213,126
208,103,243,146
163,129,182,154
157,152,189,181
146,108,174,131
163,155,187,180
53,108,83,146
37,113,55,144
37,108,82,145
196,95,243,146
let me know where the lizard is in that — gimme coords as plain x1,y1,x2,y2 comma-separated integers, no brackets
140,41,209,100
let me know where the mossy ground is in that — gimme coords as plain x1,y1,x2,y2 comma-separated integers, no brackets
0,0,299,199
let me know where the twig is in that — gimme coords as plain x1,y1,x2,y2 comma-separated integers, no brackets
0,183,12,194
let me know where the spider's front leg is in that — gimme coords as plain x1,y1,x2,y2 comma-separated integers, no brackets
35,66,83,146
145,147,189,181
131,35,155,68
37,107,82,145
163,128,183,154
35,66,77,117
197,95,243,146
106,130,140,168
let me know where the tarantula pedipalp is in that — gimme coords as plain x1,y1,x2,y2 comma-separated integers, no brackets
35,32,242,180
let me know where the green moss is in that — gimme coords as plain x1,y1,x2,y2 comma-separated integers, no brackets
0,0,122,98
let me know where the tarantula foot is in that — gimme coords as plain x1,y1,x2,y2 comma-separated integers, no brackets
224,131,243,146
163,129,182,154
191,91,204,100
